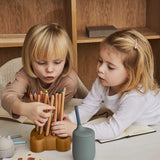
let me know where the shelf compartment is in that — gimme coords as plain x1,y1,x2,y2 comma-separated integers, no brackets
0,34,26,48
77,27,160,44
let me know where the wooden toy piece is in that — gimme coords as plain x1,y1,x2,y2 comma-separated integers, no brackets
30,89,71,153
56,136,71,152
54,93,58,123
30,129,71,152
57,93,62,121
45,94,54,136
60,88,65,121
52,93,58,136
33,91,37,101
39,93,48,135
36,94,41,132
29,93,34,102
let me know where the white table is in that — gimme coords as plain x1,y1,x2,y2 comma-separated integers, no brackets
0,119,160,160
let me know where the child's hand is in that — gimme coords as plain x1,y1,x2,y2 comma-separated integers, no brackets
22,102,54,126
51,114,77,137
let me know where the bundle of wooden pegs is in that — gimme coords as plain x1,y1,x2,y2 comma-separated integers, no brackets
30,87,71,152
29,87,66,136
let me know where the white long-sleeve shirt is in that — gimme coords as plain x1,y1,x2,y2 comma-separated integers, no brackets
69,78,160,140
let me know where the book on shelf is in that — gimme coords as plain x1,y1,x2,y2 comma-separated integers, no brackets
86,117,156,143
86,25,117,38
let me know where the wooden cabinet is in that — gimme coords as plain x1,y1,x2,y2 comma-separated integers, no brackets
72,0,160,89
0,0,160,89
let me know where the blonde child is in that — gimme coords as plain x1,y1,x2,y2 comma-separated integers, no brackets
1,23,78,126
51,29,160,140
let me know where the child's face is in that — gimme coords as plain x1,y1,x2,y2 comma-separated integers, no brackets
97,45,128,92
31,56,66,85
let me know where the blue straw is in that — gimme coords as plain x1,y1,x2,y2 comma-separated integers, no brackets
75,106,81,126
11,135,22,139
13,141,26,145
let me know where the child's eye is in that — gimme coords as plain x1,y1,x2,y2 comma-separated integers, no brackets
54,60,62,64
38,62,45,65
36,61,46,65
108,65,115,70
98,59,103,64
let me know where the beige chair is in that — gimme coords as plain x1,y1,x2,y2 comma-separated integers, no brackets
0,57,22,97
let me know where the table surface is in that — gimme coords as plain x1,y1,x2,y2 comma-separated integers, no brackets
0,119,160,160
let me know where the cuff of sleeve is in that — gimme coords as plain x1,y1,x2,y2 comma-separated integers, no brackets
68,111,77,124
12,113,20,119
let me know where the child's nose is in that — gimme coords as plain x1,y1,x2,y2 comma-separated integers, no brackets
46,65,54,72
98,64,105,74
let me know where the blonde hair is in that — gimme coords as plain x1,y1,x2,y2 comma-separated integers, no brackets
22,23,75,78
101,29,159,96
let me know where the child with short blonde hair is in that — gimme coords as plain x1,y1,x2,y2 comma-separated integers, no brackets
51,29,160,140
1,23,78,126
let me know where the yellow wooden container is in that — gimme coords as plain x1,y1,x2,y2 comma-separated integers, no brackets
30,128,71,152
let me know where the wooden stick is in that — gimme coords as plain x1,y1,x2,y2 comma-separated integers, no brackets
40,90,43,96
59,89,65,121
45,94,54,136
36,94,41,132
37,94,41,102
40,90,43,101
57,93,61,121
47,96,51,105
52,93,58,136
33,91,37,101
29,93,33,102
30,92,37,130
53,93,58,122
39,93,48,135
63,86,66,93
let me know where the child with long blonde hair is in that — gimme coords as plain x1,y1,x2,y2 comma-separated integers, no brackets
1,23,78,126
52,29,160,140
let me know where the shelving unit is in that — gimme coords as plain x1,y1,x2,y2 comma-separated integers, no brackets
71,0,160,89
0,34,25,47
77,27,160,44
0,27,159,47
0,0,160,89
